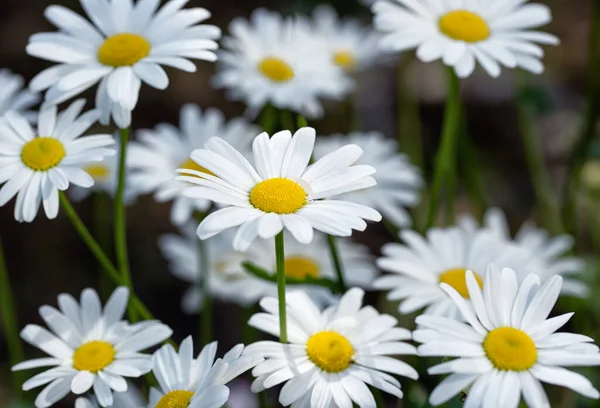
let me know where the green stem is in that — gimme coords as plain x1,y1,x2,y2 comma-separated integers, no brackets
426,68,461,229
0,235,25,393
563,0,600,235
259,104,278,134
198,238,213,345
397,57,424,169
275,231,288,343
458,122,487,220
516,76,563,234
58,192,153,321
114,127,136,321
93,193,113,299
297,114,308,129
327,235,346,293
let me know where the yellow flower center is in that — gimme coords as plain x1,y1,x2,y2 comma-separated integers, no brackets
306,331,354,373
484,327,537,371
439,268,483,298
258,57,295,83
98,33,151,67
333,51,356,70
180,158,215,178
284,256,320,280
72,341,116,373
84,164,110,181
439,10,490,43
155,390,195,408
249,178,307,214
21,137,66,171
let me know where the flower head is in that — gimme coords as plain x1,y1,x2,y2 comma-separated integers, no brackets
372,0,559,78
12,287,172,407
0,99,115,222
75,385,145,408
314,131,422,227
176,127,381,251
245,288,418,406
27,0,221,128
0,69,40,121
128,104,258,225
415,266,600,407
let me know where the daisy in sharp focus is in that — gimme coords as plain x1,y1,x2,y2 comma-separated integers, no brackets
12,287,172,408
415,266,600,407
160,227,377,312
128,104,258,225
460,208,589,298
372,0,559,78
0,69,40,121
176,127,382,251
27,0,221,128
146,336,261,408
0,99,115,223
213,9,351,118
314,131,422,228
244,288,418,407
374,226,530,319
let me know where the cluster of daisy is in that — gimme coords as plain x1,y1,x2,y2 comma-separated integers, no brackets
0,0,598,407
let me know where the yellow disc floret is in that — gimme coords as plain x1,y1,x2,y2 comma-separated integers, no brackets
155,390,195,408
180,158,216,178
333,51,356,70
84,164,110,181
284,256,320,279
484,327,537,371
21,137,66,171
306,331,354,373
249,178,307,214
98,33,151,67
439,268,483,298
258,57,295,83
439,10,490,43
72,341,116,373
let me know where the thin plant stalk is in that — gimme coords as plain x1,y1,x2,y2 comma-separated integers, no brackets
426,68,461,228
198,238,213,345
516,75,563,234
274,231,288,343
114,128,134,292
93,193,113,298
58,192,153,321
327,235,346,293
0,235,25,393
563,0,600,235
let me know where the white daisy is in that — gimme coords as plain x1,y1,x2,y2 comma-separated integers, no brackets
147,336,261,408
0,69,40,121
12,287,172,408
160,226,377,312
374,226,530,319
460,208,589,298
372,0,559,78
128,104,258,225
27,0,221,128
306,5,382,72
244,288,418,407
314,131,422,227
213,9,351,118
75,385,145,408
0,99,115,223
176,127,382,251
414,266,600,407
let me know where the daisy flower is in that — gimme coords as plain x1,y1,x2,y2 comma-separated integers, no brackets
0,69,40,121
128,104,258,225
460,208,588,298
12,287,172,408
160,227,377,312
147,336,261,408
414,266,600,407
0,99,115,223
314,131,422,227
374,226,529,319
176,127,382,251
306,5,382,72
75,385,145,408
244,288,418,407
372,0,559,78
27,0,221,128
213,9,351,118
